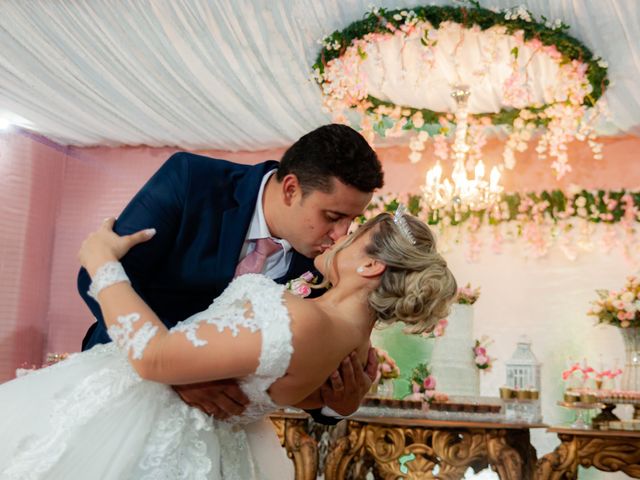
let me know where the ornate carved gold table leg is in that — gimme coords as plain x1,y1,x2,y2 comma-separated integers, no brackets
365,425,441,479
535,433,579,480
273,418,318,480
271,417,285,446
575,436,640,478
325,421,366,480
432,429,488,480
485,429,535,480
326,422,535,480
537,432,640,479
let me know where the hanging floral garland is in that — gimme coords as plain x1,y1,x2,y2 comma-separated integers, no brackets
361,189,640,262
313,3,609,179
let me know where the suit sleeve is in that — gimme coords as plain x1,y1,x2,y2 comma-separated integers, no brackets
78,154,190,346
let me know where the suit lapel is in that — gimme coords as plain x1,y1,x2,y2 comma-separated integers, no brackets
217,161,278,282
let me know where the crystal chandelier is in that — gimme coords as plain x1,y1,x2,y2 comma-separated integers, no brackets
422,85,503,211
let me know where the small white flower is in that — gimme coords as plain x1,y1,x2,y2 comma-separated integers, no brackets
409,151,423,163
393,14,402,21
597,60,608,68
621,291,635,303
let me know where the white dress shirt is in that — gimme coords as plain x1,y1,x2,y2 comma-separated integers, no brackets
237,170,293,279
241,171,349,419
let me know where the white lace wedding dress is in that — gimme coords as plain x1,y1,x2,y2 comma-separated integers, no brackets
0,275,296,480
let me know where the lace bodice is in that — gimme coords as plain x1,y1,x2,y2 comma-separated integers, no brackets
171,274,293,424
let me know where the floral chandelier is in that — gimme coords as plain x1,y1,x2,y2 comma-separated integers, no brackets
423,84,503,211
313,3,609,183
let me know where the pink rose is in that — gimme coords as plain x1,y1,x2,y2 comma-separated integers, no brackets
412,382,421,394
423,390,436,400
475,354,488,366
300,271,315,282
423,375,436,390
474,346,487,356
295,285,311,298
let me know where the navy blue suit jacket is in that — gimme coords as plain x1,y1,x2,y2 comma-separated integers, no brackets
77,153,339,424
78,153,318,349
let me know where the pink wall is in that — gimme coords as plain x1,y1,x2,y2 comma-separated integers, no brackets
0,131,66,380
1,130,640,380
379,135,640,193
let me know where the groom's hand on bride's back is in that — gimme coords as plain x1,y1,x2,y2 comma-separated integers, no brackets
172,380,250,419
320,347,378,417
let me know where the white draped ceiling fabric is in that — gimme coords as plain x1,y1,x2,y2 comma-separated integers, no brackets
0,0,638,150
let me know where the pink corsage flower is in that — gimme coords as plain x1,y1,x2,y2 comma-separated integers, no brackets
286,271,318,298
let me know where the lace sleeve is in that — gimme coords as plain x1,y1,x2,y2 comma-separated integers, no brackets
94,270,285,386
145,274,292,390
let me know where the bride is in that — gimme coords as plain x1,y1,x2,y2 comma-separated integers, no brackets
0,208,456,479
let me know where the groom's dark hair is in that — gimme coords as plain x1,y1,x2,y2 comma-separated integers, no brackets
276,124,383,195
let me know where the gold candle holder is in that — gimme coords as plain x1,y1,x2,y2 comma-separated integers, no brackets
580,393,597,404
499,387,514,399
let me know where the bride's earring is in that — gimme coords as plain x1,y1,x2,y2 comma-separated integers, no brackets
356,266,365,274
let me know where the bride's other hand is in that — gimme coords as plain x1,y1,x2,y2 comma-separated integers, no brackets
78,217,156,276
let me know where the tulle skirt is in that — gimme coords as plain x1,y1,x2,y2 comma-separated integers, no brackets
0,344,293,480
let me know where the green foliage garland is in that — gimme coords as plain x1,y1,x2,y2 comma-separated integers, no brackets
314,3,609,129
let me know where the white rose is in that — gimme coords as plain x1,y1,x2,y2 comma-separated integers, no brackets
621,292,634,303
409,151,423,163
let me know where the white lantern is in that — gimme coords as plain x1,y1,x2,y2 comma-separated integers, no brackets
506,336,541,390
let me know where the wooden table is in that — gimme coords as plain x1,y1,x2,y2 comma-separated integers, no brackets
535,427,640,479
270,410,545,480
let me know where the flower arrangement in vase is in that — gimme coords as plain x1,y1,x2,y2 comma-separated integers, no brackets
456,283,481,305
405,362,448,404
588,276,640,328
371,348,400,397
588,276,640,391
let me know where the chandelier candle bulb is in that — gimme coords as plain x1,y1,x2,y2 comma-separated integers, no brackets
490,167,501,191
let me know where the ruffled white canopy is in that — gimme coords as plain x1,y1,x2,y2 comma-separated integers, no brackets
0,0,637,149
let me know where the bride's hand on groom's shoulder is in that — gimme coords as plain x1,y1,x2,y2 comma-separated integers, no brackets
320,348,378,416
78,217,156,276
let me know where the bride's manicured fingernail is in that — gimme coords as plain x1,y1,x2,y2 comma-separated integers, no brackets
144,228,156,237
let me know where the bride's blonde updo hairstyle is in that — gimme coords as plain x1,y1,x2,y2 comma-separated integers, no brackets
326,212,457,335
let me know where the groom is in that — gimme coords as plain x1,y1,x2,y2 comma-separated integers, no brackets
78,124,384,423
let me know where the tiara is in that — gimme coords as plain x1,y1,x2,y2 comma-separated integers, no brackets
393,204,417,245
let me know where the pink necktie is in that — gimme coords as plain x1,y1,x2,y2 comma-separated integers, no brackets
234,238,281,277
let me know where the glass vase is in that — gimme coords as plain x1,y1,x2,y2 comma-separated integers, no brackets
620,326,640,392
378,380,395,398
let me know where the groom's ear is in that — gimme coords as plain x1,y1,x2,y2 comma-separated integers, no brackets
358,259,386,278
281,174,301,206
